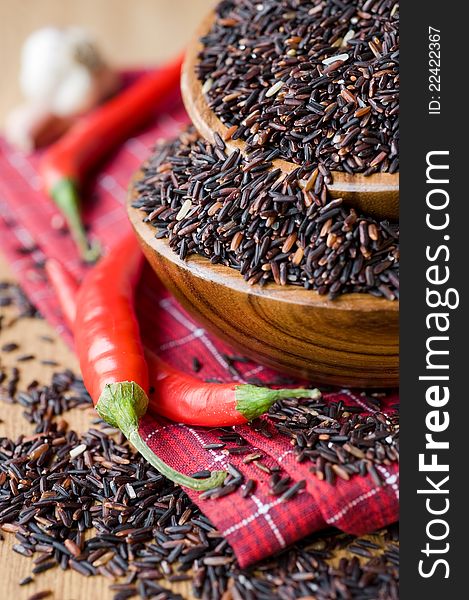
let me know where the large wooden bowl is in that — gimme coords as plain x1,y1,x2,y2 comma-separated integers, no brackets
128,180,399,388
181,11,399,221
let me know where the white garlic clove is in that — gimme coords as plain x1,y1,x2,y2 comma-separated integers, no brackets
19,26,118,117
51,65,94,116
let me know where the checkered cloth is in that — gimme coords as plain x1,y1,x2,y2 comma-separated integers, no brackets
0,67,399,567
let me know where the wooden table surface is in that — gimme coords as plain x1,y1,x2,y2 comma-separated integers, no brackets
0,2,211,597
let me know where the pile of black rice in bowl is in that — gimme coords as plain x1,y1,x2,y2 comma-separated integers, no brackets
133,0,399,300
196,0,399,175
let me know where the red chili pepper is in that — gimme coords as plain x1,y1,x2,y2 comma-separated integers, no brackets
70,234,227,491
40,54,183,263
144,348,319,426
45,258,80,329
46,248,320,429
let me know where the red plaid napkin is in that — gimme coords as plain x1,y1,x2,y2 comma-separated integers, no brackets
0,68,399,567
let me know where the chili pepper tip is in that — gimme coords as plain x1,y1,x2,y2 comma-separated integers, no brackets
235,385,321,421
96,381,227,491
51,178,101,263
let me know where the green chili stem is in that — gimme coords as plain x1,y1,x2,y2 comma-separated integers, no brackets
235,385,321,421
96,381,227,491
51,178,100,263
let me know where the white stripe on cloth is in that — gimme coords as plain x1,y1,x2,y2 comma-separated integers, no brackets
125,137,152,161
6,148,41,190
339,389,379,414
222,494,286,548
159,298,244,380
376,465,399,499
181,425,231,469
98,174,127,205
275,449,294,464
173,426,287,549
327,487,381,524
159,328,205,351
242,365,265,378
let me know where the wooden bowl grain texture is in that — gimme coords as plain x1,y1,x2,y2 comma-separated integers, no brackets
128,178,399,388
181,10,399,221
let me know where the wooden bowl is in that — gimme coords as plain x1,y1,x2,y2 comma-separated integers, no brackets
128,178,399,388
181,11,399,221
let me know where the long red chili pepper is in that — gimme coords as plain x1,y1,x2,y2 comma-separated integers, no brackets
45,258,80,328
40,54,183,263
72,234,226,491
46,248,319,428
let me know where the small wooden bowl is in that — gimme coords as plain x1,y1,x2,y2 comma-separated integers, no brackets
128,178,399,388
181,11,399,221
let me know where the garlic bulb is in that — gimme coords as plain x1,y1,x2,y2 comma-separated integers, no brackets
20,27,119,117
4,102,71,152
